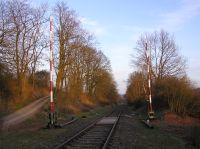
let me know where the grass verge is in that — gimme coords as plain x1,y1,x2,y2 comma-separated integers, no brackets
0,105,114,149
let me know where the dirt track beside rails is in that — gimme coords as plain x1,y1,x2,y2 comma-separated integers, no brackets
1,96,48,130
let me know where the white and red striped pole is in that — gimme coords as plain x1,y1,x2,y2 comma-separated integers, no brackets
49,16,55,126
145,43,154,119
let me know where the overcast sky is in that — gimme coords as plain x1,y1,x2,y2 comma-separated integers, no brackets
35,0,200,94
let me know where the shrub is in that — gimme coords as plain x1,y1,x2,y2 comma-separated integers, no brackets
154,77,191,116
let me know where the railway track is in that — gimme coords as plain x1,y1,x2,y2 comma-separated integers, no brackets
54,108,122,149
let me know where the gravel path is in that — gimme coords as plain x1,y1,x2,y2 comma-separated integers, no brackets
1,96,49,130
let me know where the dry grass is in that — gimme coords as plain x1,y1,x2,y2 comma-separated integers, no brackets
163,112,200,126
79,94,96,107
65,103,82,114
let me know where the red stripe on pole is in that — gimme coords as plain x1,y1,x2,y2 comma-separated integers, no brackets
50,81,52,90
50,62,52,71
50,41,52,48
146,43,153,113
50,16,54,105
50,17,52,31
50,102,54,112
149,103,153,112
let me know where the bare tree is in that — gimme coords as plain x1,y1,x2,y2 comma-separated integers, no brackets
0,1,8,47
53,1,80,98
0,0,47,98
52,1,119,105
133,30,186,79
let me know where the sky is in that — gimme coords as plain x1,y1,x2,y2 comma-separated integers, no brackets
34,0,200,94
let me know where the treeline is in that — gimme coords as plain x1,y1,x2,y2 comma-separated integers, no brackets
0,0,49,112
0,0,118,113
126,30,200,118
53,3,118,108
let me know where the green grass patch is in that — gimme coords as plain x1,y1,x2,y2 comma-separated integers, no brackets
0,128,68,149
128,104,185,148
136,124,185,149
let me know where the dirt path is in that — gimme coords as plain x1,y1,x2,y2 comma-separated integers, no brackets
1,96,49,130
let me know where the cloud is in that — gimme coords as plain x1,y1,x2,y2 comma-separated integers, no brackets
160,0,200,29
120,26,155,43
124,0,200,43
79,16,106,36
79,17,97,26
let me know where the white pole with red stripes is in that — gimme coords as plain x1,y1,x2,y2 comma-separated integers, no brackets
49,16,55,126
145,43,154,119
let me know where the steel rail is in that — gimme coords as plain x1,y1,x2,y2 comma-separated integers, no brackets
54,108,118,149
102,112,121,149
54,118,98,149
